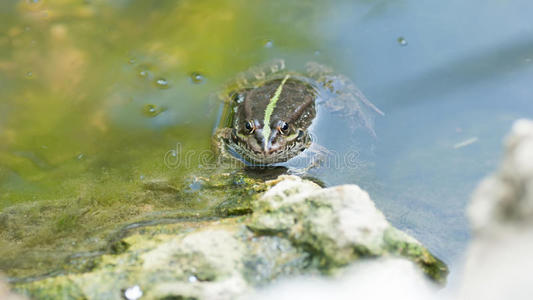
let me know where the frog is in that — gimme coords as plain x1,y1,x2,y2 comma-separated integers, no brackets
213,59,384,169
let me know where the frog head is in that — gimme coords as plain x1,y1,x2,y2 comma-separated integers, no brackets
227,75,316,165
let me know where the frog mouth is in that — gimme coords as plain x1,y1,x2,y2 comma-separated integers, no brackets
226,136,310,165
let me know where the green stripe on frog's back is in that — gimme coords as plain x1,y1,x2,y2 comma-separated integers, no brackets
262,74,290,143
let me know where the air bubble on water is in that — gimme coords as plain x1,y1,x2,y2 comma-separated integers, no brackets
155,78,169,89
314,50,321,56
124,285,143,300
25,71,33,79
142,104,162,117
397,37,408,46
128,58,136,64
264,40,274,48
136,64,154,79
189,72,205,84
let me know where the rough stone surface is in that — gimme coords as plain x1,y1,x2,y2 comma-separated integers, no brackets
249,176,445,278
460,119,533,300
15,176,447,299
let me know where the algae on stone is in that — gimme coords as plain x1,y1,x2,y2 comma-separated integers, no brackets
16,175,447,299
248,176,448,282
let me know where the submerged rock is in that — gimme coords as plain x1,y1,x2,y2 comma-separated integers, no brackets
15,176,447,299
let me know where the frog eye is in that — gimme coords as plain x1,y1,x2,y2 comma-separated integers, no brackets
244,120,255,134
278,122,289,134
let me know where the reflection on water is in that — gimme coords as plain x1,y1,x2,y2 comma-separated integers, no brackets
1,0,532,280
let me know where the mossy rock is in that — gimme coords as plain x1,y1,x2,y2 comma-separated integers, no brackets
15,175,448,299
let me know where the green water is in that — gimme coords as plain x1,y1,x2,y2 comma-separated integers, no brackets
1,0,533,280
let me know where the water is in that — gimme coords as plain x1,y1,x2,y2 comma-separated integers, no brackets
1,0,532,281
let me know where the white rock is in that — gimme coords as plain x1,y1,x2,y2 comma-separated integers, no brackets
461,119,533,300
244,259,438,300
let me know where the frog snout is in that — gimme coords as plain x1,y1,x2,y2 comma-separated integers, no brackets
264,146,275,155
262,142,281,155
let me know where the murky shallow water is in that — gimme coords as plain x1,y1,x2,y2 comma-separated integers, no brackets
1,0,532,280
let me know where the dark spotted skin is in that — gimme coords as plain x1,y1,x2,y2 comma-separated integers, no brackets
226,77,317,165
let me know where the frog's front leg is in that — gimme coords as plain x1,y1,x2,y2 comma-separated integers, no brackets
212,128,234,163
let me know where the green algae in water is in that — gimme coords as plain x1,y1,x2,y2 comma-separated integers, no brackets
0,0,326,279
